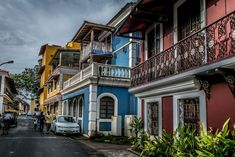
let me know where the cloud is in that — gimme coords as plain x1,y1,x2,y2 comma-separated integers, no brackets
0,31,37,46
0,0,134,73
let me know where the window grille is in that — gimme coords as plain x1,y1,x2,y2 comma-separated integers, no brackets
179,98,200,134
100,96,114,119
147,102,159,135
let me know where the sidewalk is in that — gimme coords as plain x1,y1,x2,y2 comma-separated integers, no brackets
71,136,139,157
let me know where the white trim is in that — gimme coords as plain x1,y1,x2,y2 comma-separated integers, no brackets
113,41,131,54
129,33,133,68
173,0,206,44
144,23,163,60
137,98,142,117
72,97,78,117
97,93,118,133
77,96,84,133
144,97,162,137
200,0,206,28
135,79,199,98
62,100,68,115
173,0,186,44
160,24,163,52
173,90,207,131
88,84,97,137
78,96,84,118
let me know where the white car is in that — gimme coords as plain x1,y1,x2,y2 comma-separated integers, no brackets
51,115,80,135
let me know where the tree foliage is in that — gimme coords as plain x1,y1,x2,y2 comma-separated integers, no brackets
11,65,40,100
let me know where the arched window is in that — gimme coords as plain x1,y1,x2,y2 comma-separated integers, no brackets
63,101,68,115
100,96,114,119
73,98,78,117
79,98,83,117
68,99,73,116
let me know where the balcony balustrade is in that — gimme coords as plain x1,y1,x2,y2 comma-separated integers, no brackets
81,41,112,60
131,11,235,88
63,63,130,89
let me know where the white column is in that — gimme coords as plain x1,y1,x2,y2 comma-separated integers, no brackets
137,98,141,118
1,75,4,93
88,84,97,137
58,100,62,115
129,33,133,68
0,97,3,114
0,76,5,114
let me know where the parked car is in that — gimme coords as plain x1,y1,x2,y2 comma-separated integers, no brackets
3,110,18,126
21,112,26,116
26,112,32,117
51,115,80,135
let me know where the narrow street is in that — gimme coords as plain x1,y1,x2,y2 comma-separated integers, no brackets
0,116,103,157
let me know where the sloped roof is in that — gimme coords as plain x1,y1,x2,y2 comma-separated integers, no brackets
72,21,115,42
116,0,170,35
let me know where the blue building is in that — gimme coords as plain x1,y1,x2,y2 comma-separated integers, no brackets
61,3,139,137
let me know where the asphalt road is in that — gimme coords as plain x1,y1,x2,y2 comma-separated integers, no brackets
0,116,103,157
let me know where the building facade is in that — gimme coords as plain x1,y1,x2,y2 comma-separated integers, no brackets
38,44,61,112
117,0,235,136
0,69,17,114
61,3,138,137
45,48,80,115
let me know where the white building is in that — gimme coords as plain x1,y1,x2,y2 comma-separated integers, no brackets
0,69,17,114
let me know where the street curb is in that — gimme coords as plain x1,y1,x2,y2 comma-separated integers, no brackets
128,148,141,156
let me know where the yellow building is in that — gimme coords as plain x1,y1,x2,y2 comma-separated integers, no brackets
38,44,61,112
30,99,36,114
45,45,80,115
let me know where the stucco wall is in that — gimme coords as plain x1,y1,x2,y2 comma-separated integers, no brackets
62,86,90,134
207,82,235,130
98,86,137,128
111,36,130,66
206,0,235,25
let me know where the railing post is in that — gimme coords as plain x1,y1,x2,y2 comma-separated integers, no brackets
80,70,83,80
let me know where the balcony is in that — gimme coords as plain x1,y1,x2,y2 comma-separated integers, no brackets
131,11,235,88
81,41,112,61
63,62,130,89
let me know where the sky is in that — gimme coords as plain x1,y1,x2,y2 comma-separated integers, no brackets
0,0,134,74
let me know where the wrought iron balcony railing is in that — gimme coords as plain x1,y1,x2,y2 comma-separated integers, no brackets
131,11,235,88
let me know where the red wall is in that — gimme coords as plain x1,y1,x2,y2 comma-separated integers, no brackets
162,96,173,134
207,83,235,130
163,26,174,51
207,0,235,25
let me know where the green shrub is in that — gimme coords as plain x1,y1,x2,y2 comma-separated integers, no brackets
130,116,143,138
141,131,174,157
196,119,235,157
172,124,198,157
129,118,235,157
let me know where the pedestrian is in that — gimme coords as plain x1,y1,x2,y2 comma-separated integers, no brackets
38,112,45,133
2,114,10,135
45,111,52,134
33,116,38,131
0,114,3,130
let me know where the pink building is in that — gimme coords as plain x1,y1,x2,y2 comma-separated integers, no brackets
117,0,235,135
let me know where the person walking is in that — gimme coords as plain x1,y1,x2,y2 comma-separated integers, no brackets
38,112,45,133
45,111,52,134
2,114,10,135
0,114,3,130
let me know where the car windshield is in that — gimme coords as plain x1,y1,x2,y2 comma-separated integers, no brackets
57,116,75,123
